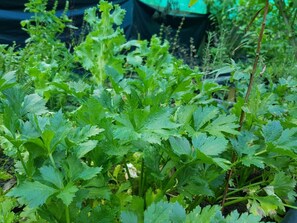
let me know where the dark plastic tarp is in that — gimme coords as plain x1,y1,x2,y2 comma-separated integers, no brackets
0,0,209,48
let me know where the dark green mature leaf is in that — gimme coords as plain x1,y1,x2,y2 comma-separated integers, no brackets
225,210,263,223
70,125,103,143
175,105,197,124
114,108,179,144
74,97,106,126
204,115,239,137
179,179,215,197
40,165,64,188
275,128,297,151
3,86,25,118
169,202,187,223
169,136,192,156
21,118,42,139
78,164,102,181
192,133,228,156
0,71,16,92
262,121,283,143
42,111,71,153
121,211,138,223
75,140,98,158
56,183,79,206
230,132,261,168
113,113,140,141
268,105,287,117
270,172,296,201
21,94,48,116
74,205,116,223
185,205,222,223
7,181,57,208
230,131,259,157
64,156,102,181
193,106,219,131
194,150,230,170
241,156,264,169
144,201,186,223
143,108,180,130
262,121,297,153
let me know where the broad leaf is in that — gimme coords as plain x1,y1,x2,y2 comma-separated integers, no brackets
57,183,79,206
262,121,297,153
225,210,263,223
204,115,239,137
192,133,228,156
169,136,192,156
185,205,222,223
193,106,219,131
121,211,138,223
262,121,283,143
7,181,57,208
270,172,296,201
69,125,103,143
21,94,48,116
64,156,102,181
75,140,98,158
40,165,64,188
144,201,186,223
0,71,16,92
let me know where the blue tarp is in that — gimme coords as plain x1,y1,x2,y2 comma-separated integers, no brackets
0,0,209,48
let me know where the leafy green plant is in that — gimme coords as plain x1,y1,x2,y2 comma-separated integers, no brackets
1,0,297,222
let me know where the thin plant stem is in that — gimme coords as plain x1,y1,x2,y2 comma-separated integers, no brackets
223,197,250,207
139,158,145,197
216,180,266,201
284,203,297,210
221,0,269,211
124,163,131,180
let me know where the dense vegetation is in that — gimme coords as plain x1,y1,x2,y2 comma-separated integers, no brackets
0,0,297,222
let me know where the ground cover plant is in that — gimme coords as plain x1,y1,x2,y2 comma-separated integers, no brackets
0,0,297,222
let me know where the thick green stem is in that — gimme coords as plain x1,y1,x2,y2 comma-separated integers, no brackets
66,206,70,223
17,147,28,177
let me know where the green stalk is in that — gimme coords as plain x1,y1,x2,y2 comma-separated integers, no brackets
139,158,145,197
223,197,250,207
255,149,267,156
65,206,70,223
284,203,297,210
216,180,266,201
49,153,57,169
124,163,131,180
17,147,28,177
